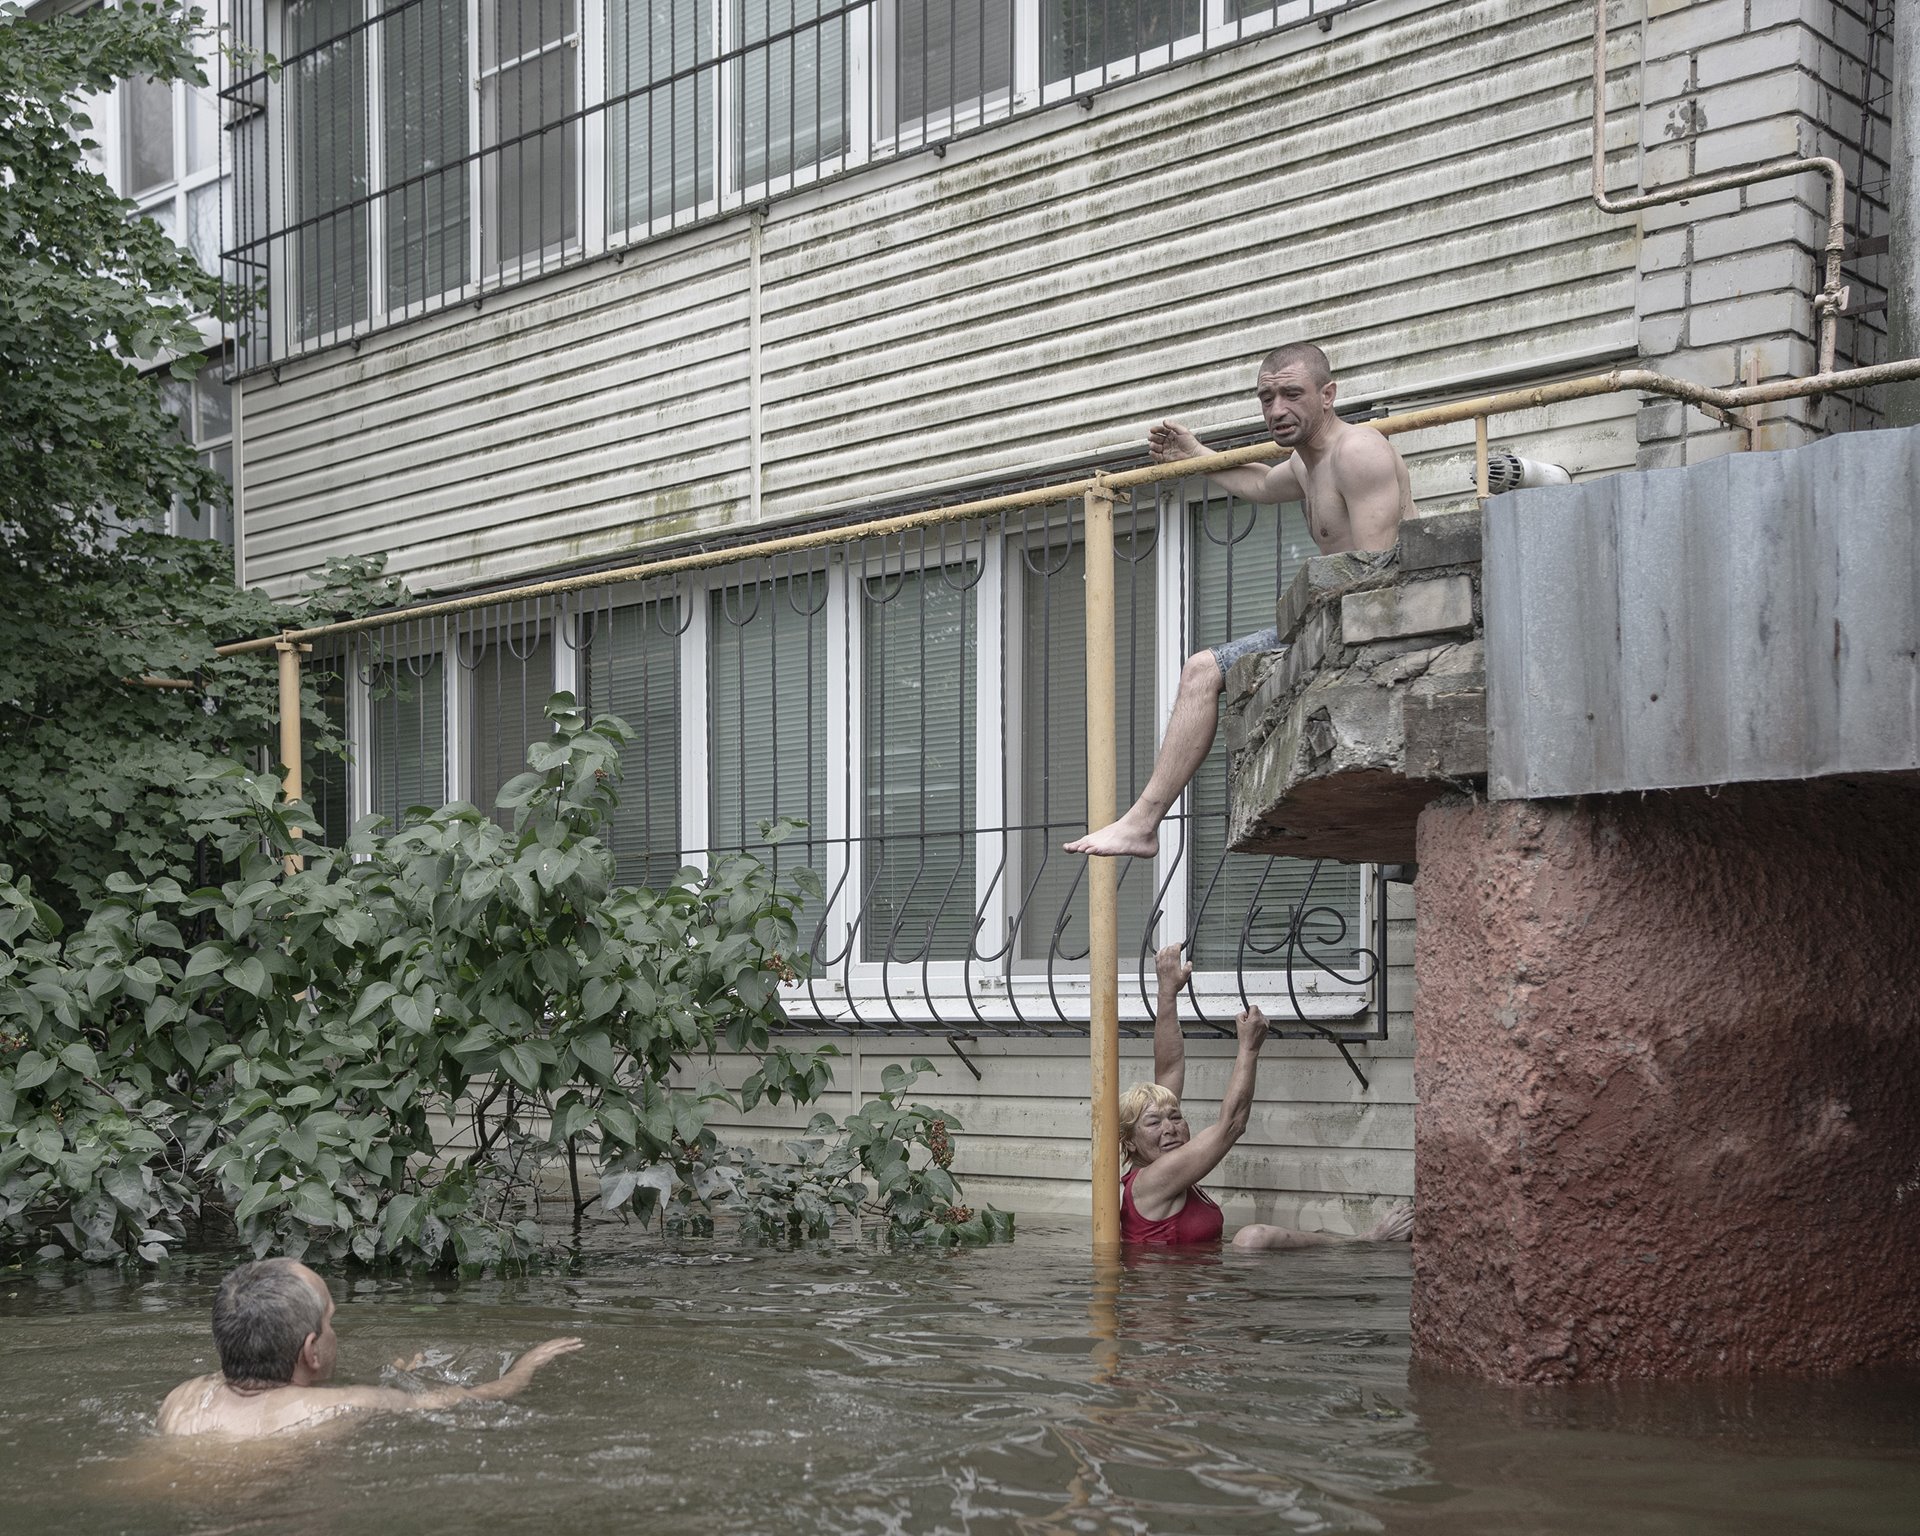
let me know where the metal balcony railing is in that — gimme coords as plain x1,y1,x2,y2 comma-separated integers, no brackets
220,0,1389,370
295,478,1393,1061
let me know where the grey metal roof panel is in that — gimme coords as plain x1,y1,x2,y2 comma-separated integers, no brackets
1486,426,1920,800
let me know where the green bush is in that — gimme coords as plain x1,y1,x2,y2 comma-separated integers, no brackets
0,696,1007,1267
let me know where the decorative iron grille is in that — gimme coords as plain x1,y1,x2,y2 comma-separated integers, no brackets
306,477,1389,1065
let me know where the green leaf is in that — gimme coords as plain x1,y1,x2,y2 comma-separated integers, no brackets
670,1093,708,1143
20,1123,64,1165
499,1044,544,1092
181,947,226,982
233,1183,286,1223
12,1051,56,1091
59,1042,100,1079
597,1099,640,1147
379,1193,425,1250
582,976,620,1022
570,1032,618,1081
290,1182,338,1227
225,955,271,999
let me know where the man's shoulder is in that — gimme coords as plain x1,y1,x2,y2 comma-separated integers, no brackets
1329,420,1403,465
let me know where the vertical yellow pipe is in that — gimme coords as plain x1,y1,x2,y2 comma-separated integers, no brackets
1082,485,1120,1254
275,637,306,874
1474,415,1490,504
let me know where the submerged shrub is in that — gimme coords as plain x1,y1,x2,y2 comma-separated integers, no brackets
0,695,1005,1268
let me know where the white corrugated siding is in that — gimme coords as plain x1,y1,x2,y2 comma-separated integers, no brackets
238,0,1644,599
692,882,1416,1229
231,0,1617,1221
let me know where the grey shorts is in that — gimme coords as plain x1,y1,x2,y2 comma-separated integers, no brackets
1210,627,1282,675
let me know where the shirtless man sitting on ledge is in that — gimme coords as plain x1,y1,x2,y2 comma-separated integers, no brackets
158,1258,582,1438
1066,341,1415,860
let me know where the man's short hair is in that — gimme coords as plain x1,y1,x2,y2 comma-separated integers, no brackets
211,1259,326,1384
1259,342,1333,386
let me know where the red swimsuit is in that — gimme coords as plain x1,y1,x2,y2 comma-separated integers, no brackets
1120,1167,1224,1245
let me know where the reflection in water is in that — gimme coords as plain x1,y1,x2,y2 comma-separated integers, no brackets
0,1222,1915,1535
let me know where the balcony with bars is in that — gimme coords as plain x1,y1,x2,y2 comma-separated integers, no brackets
221,0,1387,370
303,479,1394,1047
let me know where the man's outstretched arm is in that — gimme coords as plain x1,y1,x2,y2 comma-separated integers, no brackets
343,1337,585,1414
1148,420,1302,505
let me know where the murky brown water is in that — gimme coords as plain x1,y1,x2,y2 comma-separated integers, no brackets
3,1220,1917,1535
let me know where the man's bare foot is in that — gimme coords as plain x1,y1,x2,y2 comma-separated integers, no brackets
1362,1203,1413,1243
1065,813,1160,859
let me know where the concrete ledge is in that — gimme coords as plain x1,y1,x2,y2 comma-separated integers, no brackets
1225,516,1488,864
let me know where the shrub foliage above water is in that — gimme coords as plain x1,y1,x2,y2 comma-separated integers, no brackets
0,699,1006,1268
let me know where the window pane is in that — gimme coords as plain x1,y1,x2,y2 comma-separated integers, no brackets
287,0,371,339
708,572,829,935
736,0,848,186
1043,0,1202,80
582,601,684,888
123,75,175,195
879,0,1013,138
607,0,716,229
185,79,221,176
862,565,976,963
187,181,223,272
481,0,579,272
142,199,180,243
384,0,471,309
196,369,233,440
370,655,447,821
471,625,556,824
307,661,352,846
1187,497,1362,970
1018,527,1159,964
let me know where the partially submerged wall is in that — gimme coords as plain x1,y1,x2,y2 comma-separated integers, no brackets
1412,781,1920,1381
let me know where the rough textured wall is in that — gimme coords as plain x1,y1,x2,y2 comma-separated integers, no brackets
1411,779,1920,1382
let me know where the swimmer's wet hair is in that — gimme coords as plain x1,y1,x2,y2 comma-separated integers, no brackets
1259,341,1332,386
1118,1081,1181,1167
212,1258,327,1384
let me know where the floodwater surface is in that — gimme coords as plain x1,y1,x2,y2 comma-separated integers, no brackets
2,1220,1917,1535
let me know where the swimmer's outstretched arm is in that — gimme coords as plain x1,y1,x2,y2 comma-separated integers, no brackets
1147,420,1302,505
338,1337,585,1414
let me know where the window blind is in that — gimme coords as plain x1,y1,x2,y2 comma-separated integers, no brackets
369,655,447,822
861,566,976,963
123,74,174,196
382,0,470,310
708,575,829,938
607,0,716,229
1043,0,1203,81
582,602,684,888
286,0,371,339
736,0,848,186
1187,497,1362,970
471,626,556,825
480,0,579,272
877,0,1014,137
1018,532,1160,963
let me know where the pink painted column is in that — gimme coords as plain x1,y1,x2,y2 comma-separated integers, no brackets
1411,780,1920,1383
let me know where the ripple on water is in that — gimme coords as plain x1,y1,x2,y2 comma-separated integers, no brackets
2,1222,1919,1534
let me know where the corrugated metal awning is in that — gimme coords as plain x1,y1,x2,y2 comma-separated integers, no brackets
1485,426,1920,800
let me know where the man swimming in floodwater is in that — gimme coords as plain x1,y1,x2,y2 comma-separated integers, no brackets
1122,944,1413,1248
1067,342,1415,859
157,1258,582,1438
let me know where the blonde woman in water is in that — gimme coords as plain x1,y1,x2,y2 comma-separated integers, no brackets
1121,944,1414,1248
